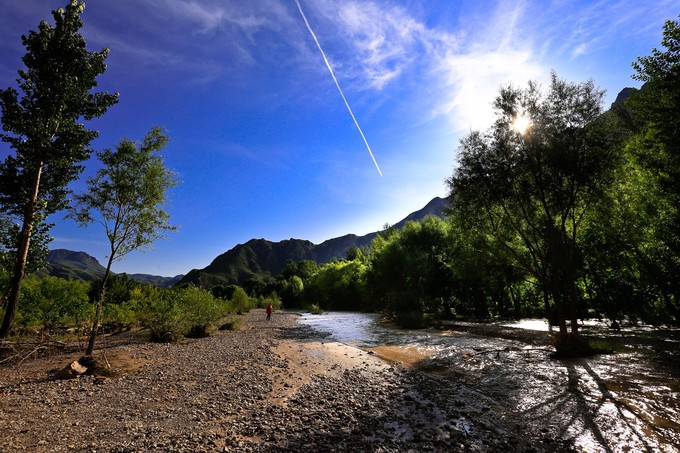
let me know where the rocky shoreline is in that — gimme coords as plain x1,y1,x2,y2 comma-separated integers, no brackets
0,311,572,452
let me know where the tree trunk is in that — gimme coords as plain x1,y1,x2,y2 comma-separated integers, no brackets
549,279,568,334
0,163,43,339
569,282,579,334
542,285,553,333
509,284,521,319
85,252,114,356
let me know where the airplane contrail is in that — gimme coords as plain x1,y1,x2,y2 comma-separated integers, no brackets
294,0,383,177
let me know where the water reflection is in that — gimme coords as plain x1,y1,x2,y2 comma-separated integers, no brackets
299,312,680,452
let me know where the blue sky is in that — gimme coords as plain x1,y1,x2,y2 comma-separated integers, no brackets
1,0,678,277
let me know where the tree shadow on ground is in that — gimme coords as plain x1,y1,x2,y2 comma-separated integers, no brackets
511,359,669,452
256,317,518,451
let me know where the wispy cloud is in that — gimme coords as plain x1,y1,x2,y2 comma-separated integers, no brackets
311,0,456,91
144,0,268,34
52,237,108,247
301,1,546,131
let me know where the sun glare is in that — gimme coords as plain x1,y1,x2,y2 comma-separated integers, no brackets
512,114,531,134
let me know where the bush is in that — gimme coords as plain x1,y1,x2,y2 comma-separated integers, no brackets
146,292,183,342
394,311,428,329
178,286,229,329
229,287,253,314
145,286,230,341
256,292,282,310
307,303,322,314
16,277,92,331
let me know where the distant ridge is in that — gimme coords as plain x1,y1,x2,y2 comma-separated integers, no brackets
38,249,183,288
179,196,449,288
39,249,106,281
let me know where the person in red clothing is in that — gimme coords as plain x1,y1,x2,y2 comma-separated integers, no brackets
266,302,273,321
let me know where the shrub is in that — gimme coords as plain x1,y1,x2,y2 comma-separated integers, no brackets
394,310,428,329
256,292,282,310
229,287,253,314
146,292,182,342
177,286,229,329
145,286,230,341
16,277,92,331
308,303,322,314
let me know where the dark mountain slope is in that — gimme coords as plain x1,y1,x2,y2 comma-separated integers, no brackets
179,196,449,288
38,249,182,287
38,249,106,281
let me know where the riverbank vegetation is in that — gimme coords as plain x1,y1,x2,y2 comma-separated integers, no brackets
0,3,677,357
269,18,680,341
0,272,274,345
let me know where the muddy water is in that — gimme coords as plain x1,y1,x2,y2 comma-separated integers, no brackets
299,313,680,452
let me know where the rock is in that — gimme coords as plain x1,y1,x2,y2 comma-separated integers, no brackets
55,360,88,380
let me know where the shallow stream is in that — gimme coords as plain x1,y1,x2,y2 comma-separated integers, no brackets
299,312,679,452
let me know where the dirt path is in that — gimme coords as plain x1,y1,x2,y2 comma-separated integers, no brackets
0,311,568,452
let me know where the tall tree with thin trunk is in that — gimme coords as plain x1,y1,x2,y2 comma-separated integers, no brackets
69,127,177,355
0,0,118,338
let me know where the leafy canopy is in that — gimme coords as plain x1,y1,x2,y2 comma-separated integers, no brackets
69,127,178,260
0,0,118,218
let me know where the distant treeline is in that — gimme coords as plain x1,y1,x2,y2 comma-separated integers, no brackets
1,17,678,339
244,18,680,331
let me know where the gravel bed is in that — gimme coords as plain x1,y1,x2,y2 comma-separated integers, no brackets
0,311,569,452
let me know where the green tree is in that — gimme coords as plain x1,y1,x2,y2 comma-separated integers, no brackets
281,259,319,281
305,258,368,311
445,210,527,320
69,127,177,355
368,217,454,319
0,1,117,337
626,16,680,320
447,74,621,343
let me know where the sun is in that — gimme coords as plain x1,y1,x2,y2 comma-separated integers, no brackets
512,114,532,134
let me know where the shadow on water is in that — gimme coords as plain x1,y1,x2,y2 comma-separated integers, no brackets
296,312,680,452
511,360,661,453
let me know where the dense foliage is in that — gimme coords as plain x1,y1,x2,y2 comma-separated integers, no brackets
262,19,680,331
0,0,118,338
0,273,261,341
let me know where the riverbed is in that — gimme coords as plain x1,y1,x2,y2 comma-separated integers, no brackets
300,312,680,452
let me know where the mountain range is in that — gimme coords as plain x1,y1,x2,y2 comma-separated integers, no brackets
38,249,184,288
178,196,448,288
37,196,448,288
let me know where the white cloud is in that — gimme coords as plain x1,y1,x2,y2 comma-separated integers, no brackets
571,43,589,59
145,0,267,34
433,47,546,132
305,1,547,131
311,0,453,90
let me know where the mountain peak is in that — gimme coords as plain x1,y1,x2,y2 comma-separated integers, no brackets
179,196,450,288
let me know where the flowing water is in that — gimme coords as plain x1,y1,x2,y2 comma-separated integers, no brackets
299,312,680,452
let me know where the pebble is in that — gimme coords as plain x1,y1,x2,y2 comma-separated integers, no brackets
0,311,551,452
